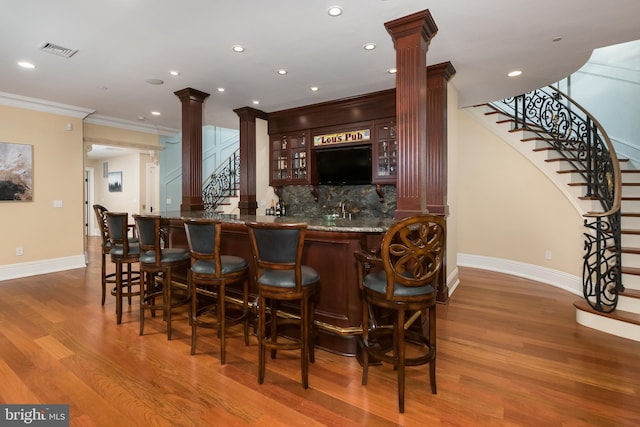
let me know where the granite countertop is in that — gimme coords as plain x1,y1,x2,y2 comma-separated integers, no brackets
159,210,394,233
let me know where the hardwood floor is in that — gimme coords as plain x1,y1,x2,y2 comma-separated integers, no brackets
1,237,639,426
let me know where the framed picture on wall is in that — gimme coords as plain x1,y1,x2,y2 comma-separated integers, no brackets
108,171,122,192
0,141,33,201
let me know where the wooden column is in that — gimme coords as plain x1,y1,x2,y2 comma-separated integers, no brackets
233,107,268,215
174,87,209,213
426,61,456,216
385,10,438,220
426,62,456,303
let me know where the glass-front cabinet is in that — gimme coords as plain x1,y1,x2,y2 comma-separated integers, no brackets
270,131,310,186
372,120,397,184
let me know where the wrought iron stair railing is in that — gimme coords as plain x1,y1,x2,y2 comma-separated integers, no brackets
490,85,622,312
202,149,240,212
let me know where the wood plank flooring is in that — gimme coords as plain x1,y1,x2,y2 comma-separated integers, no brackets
0,237,639,426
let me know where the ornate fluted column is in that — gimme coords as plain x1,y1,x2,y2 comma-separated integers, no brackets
385,10,438,220
426,61,456,216
426,61,456,303
174,87,209,213
233,107,267,215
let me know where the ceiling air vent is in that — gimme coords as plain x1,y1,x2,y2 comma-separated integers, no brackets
39,42,78,58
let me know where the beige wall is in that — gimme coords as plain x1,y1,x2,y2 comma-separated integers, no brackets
256,118,276,214
452,94,584,278
0,105,85,267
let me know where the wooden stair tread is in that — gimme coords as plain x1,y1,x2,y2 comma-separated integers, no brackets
620,289,640,300
622,229,640,235
622,266,640,276
557,169,584,174
621,212,640,217
574,300,640,326
621,247,640,254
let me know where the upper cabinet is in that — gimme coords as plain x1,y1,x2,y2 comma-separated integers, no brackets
372,120,397,184
269,131,310,186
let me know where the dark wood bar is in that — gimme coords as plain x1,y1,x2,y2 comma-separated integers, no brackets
163,211,394,356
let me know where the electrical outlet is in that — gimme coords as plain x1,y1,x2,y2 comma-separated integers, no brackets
16,247,23,256
545,250,552,260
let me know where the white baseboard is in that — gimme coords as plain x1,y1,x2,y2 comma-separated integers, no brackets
0,255,86,281
446,267,461,296
457,253,582,296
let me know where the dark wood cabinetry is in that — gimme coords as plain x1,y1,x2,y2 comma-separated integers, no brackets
269,131,311,186
269,118,397,186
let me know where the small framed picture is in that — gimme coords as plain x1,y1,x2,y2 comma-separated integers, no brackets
108,171,122,192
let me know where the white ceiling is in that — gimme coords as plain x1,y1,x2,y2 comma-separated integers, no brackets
2,0,640,138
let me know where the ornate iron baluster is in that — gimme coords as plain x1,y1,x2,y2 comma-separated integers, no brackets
492,86,622,312
202,149,240,212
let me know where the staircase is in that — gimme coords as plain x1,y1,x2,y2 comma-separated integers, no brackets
202,149,240,213
472,87,640,341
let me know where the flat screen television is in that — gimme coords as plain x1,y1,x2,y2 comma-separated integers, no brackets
316,145,372,185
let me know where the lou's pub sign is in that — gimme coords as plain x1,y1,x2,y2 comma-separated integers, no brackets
313,129,370,146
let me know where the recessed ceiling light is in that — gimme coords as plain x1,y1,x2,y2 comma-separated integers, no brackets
151,111,161,116
387,67,397,74
18,61,35,69
217,87,225,92
310,86,319,92
169,70,181,76
328,6,343,17
552,37,562,42
363,43,376,51
232,45,245,53
144,78,164,85
277,69,288,75
252,100,260,105
507,70,523,77
138,116,145,121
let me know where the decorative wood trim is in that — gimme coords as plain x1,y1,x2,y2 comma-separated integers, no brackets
267,89,395,135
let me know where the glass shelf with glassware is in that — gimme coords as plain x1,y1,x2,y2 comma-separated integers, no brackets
269,131,310,186
372,120,397,183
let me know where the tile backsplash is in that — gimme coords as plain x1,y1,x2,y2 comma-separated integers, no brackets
280,184,396,219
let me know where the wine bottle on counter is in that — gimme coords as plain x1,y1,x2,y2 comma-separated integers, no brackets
275,201,281,216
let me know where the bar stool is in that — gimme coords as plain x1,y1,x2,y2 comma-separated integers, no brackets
134,214,191,340
184,218,250,364
94,204,138,306
245,221,320,389
354,214,445,413
105,212,141,324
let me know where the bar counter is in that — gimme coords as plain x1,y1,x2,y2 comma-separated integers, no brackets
161,210,395,356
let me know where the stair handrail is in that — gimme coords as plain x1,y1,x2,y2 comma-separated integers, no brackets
490,85,622,313
202,148,240,212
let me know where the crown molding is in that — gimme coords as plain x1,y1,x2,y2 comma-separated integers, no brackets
0,91,94,118
0,91,179,136
85,114,179,137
